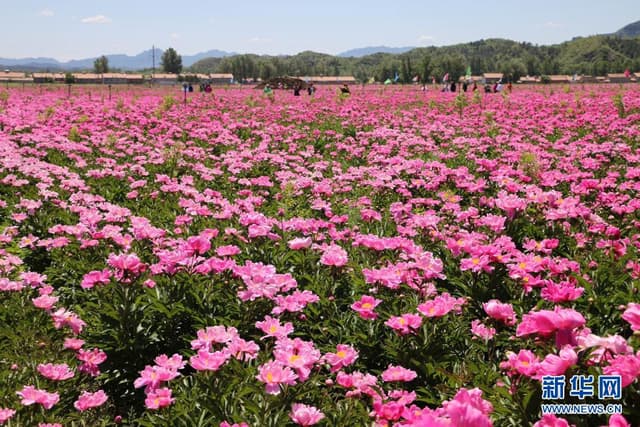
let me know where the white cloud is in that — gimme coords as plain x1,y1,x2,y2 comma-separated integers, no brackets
249,37,272,43
418,35,435,43
170,32,180,39
544,21,561,28
81,15,112,24
39,8,54,17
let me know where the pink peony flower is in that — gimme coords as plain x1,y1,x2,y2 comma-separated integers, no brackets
482,299,516,325
385,313,422,335
51,308,86,335
37,363,74,381
320,244,348,267
256,315,294,339
536,346,578,377
324,344,358,372
154,353,186,371
351,295,382,320
607,414,630,427
288,237,312,250
16,386,59,409
77,348,107,377
227,337,260,361
541,280,584,303
533,414,571,427
107,253,146,282
271,290,320,315
186,235,211,255
216,245,241,257
622,303,640,331
135,365,181,390
516,307,585,338
256,360,298,395
500,350,540,377
191,325,239,351
460,255,493,273
32,294,58,310
74,390,108,411
471,320,496,341
189,350,231,372
290,403,325,426
63,337,85,350
0,408,16,425
603,352,640,387
274,338,321,382
417,293,465,318
80,269,112,289
381,365,418,382
442,388,493,427
145,387,174,410
372,399,405,422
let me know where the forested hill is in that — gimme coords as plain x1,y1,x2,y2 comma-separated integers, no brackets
190,35,640,83
614,20,640,37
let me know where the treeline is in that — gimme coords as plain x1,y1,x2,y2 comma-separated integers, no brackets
188,36,640,83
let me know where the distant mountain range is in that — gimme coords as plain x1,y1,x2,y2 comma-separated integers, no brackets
0,49,235,71
1,20,638,71
337,46,416,57
613,20,640,38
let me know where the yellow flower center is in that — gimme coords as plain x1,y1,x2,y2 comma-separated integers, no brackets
336,351,346,359
289,354,301,363
362,303,372,310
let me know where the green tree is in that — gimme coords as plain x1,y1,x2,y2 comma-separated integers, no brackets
161,48,183,74
258,61,276,81
94,55,109,74
354,66,369,86
499,58,527,82
400,56,413,84
419,55,432,84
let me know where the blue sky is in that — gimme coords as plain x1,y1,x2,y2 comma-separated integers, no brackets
1,0,638,60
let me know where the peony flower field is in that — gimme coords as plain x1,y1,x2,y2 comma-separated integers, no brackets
0,84,639,426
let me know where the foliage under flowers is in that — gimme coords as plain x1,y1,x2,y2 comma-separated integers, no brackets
0,84,639,426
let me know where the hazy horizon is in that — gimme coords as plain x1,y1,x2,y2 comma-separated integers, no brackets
1,0,638,61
